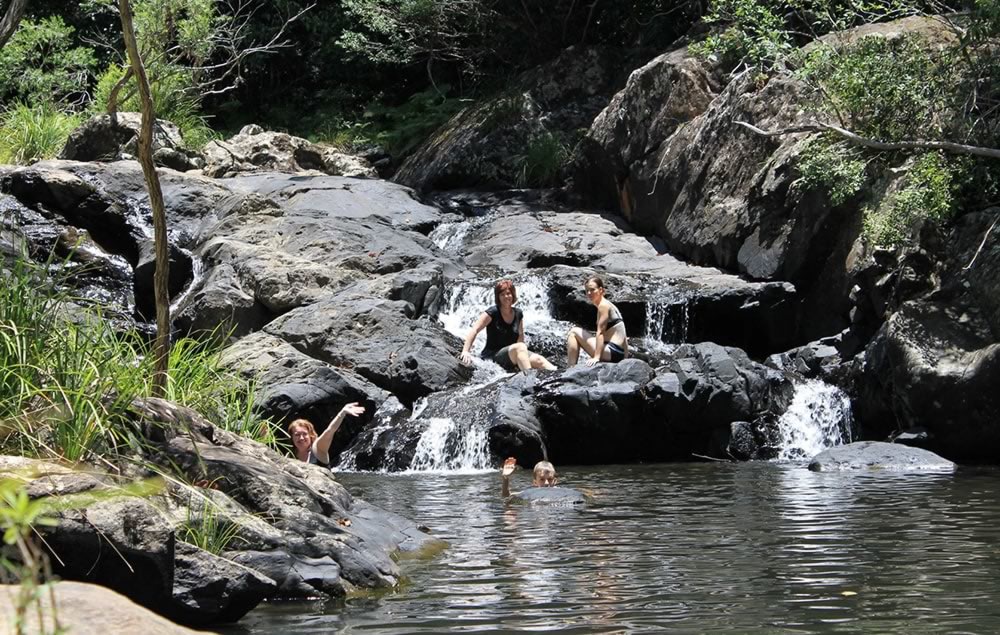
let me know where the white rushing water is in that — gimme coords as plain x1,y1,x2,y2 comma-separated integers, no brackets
437,273,571,358
774,380,853,460
405,417,492,473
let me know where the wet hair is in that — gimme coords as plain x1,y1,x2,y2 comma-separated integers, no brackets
585,275,605,290
287,418,317,444
493,279,518,307
533,460,557,482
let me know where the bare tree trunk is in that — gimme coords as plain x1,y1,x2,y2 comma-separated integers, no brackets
118,0,170,397
0,0,29,49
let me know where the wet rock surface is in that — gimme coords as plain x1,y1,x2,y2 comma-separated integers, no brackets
808,441,956,471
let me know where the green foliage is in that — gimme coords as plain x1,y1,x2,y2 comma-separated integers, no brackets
691,0,938,73
690,0,792,72
799,34,952,141
796,136,869,205
0,480,60,635
178,498,243,555
0,255,276,463
92,63,217,149
0,16,97,106
864,152,957,246
0,103,80,165
318,87,467,158
515,132,570,187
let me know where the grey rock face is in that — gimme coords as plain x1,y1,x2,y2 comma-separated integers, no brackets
396,47,627,191
170,541,277,625
0,581,207,635
60,112,201,171
808,441,955,471
202,126,376,178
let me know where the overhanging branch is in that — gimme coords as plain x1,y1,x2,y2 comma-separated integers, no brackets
734,120,1000,160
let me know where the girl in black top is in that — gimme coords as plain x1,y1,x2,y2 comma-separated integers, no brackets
459,279,557,372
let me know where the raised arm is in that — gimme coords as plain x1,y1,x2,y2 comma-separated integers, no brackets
500,456,516,497
460,311,492,365
312,402,365,465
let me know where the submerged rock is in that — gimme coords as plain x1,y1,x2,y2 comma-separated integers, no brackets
808,441,955,471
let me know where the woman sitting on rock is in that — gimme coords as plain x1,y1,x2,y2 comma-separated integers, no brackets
289,402,365,466
566,275,628,365
459,279,557,373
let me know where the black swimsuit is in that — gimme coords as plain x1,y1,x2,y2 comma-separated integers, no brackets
602,303,626,362
482,305,522,371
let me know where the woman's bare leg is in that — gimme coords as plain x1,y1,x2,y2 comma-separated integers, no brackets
529,353,557,370
567,327,597,365
506,343,532,372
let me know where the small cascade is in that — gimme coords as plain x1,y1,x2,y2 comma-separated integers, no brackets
640,296,689,357
774,380,853,460
406,417,492,473
429,220,474,253
169,249,204,314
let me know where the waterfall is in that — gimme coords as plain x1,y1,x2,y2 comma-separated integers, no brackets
774,380,853,460
406,417,492,473
429,220,474,254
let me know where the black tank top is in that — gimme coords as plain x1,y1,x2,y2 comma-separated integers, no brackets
482,305,522,357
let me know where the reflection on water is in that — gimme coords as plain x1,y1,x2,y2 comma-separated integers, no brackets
227,463,1000,634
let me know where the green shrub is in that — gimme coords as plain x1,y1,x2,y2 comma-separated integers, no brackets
0,103,80,165
799,34,952,142
864,152,956,246
92,64,218,150
690,0,792,72
0,16,97,106
796,136,869,206
0,254,276,463
178,498,244,555
515,132,570,187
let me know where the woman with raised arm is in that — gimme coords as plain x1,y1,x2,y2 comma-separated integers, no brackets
288,402,365,467
459,279,557,373
566,275,628,366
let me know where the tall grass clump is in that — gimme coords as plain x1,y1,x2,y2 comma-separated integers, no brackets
515,132,569,187
0,254,276,464
0,103,80,165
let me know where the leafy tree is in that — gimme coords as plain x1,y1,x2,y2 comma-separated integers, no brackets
0,15,96,105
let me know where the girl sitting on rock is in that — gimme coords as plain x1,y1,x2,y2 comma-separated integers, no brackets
566,275,629,365
289,402,365,466
459,279,556,373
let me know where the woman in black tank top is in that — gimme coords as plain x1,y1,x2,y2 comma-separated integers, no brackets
458,279,557,373
566,275,629,365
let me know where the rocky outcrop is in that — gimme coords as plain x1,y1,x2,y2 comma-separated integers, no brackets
808,440,956,471
60,112,204,172
202,125,376,179
344,343,799,468
0,398,444,623
0,581,209,635
395,47,627,191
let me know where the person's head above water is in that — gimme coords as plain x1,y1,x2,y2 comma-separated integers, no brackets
532,460,557,487
493,279,517,308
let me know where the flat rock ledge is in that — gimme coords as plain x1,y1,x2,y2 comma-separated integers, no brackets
808,441,956,472
0,581,211,635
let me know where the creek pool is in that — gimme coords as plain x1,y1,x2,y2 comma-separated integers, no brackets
226,462,1000,634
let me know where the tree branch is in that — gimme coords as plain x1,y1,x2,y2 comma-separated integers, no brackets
734,120,1000,160
0,0,28,50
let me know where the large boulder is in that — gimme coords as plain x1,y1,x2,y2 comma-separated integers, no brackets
395,46,627,191
0,581,209,635
201,125,376,178
808,440,956,471
60,112,202,172
263,292,472,406
573,17,956,345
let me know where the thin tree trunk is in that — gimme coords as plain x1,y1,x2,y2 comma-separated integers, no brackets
118,0,170,397
107,66,134,117
0,0,28,50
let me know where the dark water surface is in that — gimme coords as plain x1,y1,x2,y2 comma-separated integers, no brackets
228,462,1000,634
